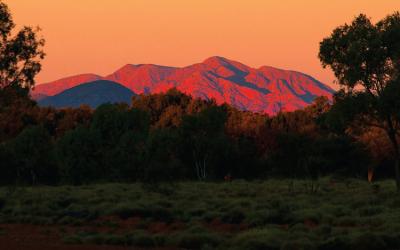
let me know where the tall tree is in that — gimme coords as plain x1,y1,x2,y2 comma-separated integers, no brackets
56,127,101,185
319,12,400,189
0,1,45,92
0,1,45,141
180,106,230,180
9,126,58,185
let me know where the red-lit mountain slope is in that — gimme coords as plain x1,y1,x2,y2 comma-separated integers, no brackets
32,56,334,114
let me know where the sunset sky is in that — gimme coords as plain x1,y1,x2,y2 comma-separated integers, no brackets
4,0,400,87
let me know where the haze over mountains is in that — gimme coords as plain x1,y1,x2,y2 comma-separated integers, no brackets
34,56,334,114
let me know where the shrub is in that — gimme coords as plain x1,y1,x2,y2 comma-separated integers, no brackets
358,206,384,217
170,230,222,249
221,208,245,224
290,209,321,224
246,209,281,226
232,228,287,250
281,238,317,250
334,216,359,227
350,233,387,250
109,203,138,219
131,231,158,247
178,233,221,249
319,236,351,250
63,235,83,244
380,234,400,249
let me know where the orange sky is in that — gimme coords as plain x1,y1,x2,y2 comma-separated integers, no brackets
4,0,400,87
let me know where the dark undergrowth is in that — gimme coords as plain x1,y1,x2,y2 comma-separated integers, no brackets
1,178,400,249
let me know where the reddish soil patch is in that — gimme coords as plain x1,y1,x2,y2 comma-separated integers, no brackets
147,221,185,234
93,216,185,234
279,224,289,230
206,218,249,233
0,224,174,250
0,217,247,249
304,219,319,229
94,216,142,233
0,224,127,250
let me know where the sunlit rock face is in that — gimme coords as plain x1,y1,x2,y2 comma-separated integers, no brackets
32,56,334,114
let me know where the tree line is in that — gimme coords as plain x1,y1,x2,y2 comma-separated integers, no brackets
0,88,372,185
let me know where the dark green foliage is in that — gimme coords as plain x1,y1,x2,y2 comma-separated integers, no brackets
319,12,400,189
0,2,45,91
90,104,150,180
168,226,223,249
350,233,387,250
221,208,245,223
144,129,184,183
91,103,149,145
179,105,232,180
0,88,375,185
0,144,17,185
8,126,58,185
56,127,101,185
1,180,400,249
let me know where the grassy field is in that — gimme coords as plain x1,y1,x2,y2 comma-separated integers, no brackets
0,178,400,249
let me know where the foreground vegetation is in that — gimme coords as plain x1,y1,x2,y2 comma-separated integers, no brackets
0,179,399,249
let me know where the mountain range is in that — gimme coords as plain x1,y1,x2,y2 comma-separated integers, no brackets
33,56,334,114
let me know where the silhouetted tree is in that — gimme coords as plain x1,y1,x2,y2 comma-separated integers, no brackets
9,126,58,185
319,12,400,190
180,106,230,180
132,88,215,129
143,129,184,183
0,1,45,142
56,127,101,185
91,103,150,179
0,143,17,185
53,106,93,137
0,98,37,142
0,1,45,92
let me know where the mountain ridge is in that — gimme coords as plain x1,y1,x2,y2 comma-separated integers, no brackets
32,56,334,114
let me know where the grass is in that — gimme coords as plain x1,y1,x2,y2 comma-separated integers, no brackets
1,178,400,249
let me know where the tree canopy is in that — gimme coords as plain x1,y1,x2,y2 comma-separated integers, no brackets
319,12,400,189
0,1,45,92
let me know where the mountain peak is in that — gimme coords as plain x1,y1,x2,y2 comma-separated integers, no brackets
118,63,177,70
201,56,251,75
202,56,236,66
33,57,334,115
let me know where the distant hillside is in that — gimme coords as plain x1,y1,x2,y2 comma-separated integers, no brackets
33,56,335,114
38,80,135,108
33,73,102,97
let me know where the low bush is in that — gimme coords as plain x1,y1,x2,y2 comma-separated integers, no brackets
281,238,317,250
221,208,245,224
171,231,223,250
350,233,387,250
232,228,287,250
130,231,158,247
